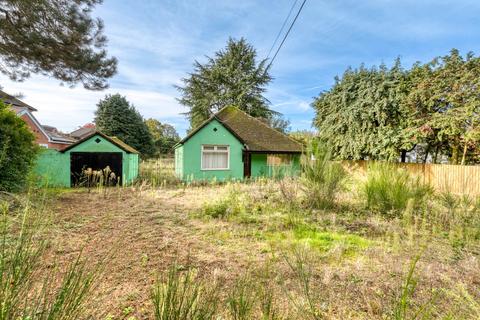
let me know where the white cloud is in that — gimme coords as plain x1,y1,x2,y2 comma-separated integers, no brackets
0,74,188,133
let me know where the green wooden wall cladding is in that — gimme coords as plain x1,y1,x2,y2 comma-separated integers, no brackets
177,119,244,182
34,134,139,187
175,119,301,182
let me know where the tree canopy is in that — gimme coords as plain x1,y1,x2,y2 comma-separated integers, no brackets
0,0,117,90
94,94,154,156
145,118,180,155
312,49,480,164
0,101,38,192
177,37,277,129
313,60,410,161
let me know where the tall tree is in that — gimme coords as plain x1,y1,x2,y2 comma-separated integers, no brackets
313,50,480,164
145,118,180,155
405,49,480,164
94,94,154,156
0,0,117,90
266,114,291,133
177,37,276,129
0,101,38,192
313,59,412,161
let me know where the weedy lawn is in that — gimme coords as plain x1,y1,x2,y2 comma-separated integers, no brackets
2,157,480,319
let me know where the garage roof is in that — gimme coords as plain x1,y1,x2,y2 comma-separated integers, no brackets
61,131,139,154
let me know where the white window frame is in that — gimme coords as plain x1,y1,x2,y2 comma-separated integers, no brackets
201,145,230,170
39,143,49,148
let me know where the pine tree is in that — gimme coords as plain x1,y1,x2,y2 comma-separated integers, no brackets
313,60,411,161
94,94,154,156
177,37,276,129
0,0,117,90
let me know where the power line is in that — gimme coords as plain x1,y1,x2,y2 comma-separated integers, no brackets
266,0,299,59
268,0,307,70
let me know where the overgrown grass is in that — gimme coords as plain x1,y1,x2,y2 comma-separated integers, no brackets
139,158,181,187
151,263,219,320
0,192,98,320
362,162,432,214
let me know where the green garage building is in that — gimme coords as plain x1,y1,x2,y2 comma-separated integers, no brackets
174,106,303,182
35,131,139,187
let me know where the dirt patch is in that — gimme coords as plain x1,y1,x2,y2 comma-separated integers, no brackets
47,187,266,319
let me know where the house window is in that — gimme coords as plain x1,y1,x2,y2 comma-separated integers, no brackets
39,143,49,148
201,145,229,170
267,154,292,166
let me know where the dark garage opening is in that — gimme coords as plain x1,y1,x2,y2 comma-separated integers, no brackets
71,152,122,187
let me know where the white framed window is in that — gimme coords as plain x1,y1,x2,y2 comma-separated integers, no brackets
267,154,293,166
39,143,49,148
201,145,229,170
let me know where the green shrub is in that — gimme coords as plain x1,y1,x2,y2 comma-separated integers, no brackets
200,185,246,219
0,101,39,192
301,143,347,209
363,162,432,214
151,264,219,320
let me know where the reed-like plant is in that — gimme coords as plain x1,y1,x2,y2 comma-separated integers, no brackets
282,245,325,320
363,162,432,214
227,274,257,320
0,197,97,320
392,254,437,320
151,264,219,320
301,142,347,209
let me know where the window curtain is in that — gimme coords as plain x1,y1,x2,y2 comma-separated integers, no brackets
202,152,228,169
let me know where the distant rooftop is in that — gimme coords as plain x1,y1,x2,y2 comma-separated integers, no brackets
70,124,96,140
42,125,76,143
0,90,37,111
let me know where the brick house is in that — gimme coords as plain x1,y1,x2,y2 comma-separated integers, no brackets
1,90,75,150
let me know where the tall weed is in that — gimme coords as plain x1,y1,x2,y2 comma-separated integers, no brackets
301,143,346,209
227,274,257,320
363,163,432,215
0,197,97,320
151,264,219,320
283,246,325,320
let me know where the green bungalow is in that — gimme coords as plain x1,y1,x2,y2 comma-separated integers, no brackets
35,131,139,187
174,106,303,181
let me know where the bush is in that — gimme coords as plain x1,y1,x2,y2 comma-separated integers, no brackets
0,101,39,192
363,162,432,214
301,143,346,209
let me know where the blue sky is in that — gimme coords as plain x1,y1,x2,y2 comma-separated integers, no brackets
2,0,480,136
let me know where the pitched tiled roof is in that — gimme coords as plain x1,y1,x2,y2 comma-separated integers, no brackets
70,125,96,140
0,90,37,111
179,106,302,153
61,131,139,154
42,125,76,143
110,136,139,154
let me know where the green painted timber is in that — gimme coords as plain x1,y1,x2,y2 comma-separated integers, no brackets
175,119,244,182
34,133,139,187
175,119,301,182
34,148,70,187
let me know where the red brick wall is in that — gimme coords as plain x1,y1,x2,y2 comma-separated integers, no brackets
19,114,68,151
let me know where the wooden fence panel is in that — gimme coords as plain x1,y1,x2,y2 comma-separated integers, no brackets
345,161,480,195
